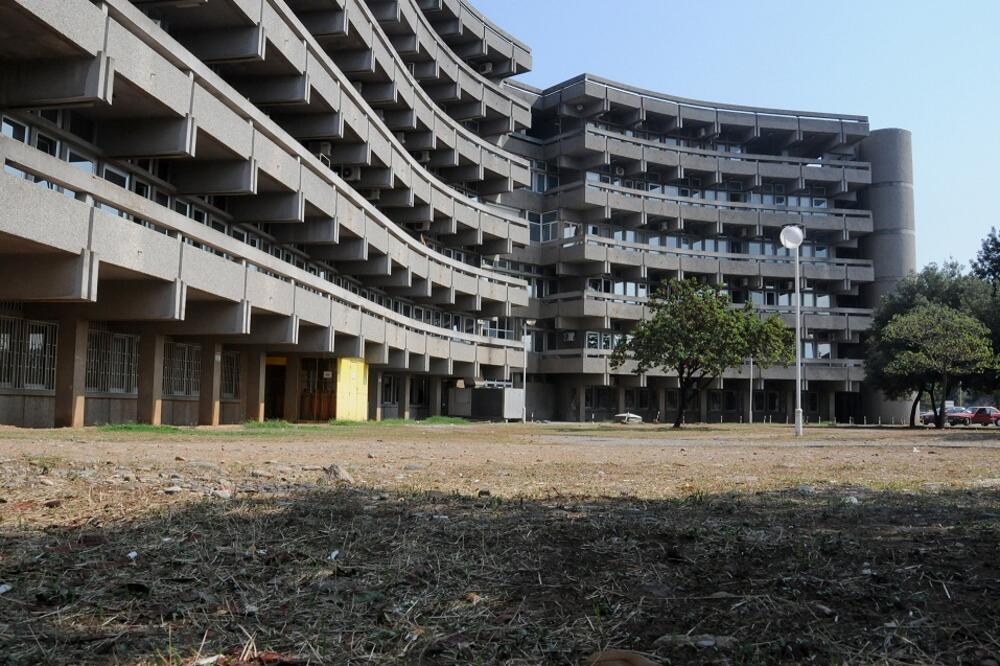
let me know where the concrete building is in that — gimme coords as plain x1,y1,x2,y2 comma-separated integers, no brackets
0,1,913,427
497,76,916,425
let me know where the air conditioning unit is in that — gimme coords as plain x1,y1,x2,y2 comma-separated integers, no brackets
340,166,362,182
315,141,333,156
477,61,494,75
415,150,431,163
364,189,381,202
614,166,625,176
563,331,576,343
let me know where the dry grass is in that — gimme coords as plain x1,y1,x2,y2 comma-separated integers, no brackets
2,422,1000,664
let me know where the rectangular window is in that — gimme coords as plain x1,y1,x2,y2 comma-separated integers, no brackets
0,315,57,391
221,351,241,399
162,342,201,397
85,329,139,394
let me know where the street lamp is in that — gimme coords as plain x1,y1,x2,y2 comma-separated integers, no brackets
779,225,804,437
522,318,536,422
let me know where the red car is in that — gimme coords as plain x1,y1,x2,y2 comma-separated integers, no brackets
949,406,1000,426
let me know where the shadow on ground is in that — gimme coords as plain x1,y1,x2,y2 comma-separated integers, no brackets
2,483,1000,664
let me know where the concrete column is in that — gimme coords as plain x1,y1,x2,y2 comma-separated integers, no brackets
657,387,667,423
369,369,383,421
617,386,626,414
699,389,708,423
54,318,88,428
198,340,222,426
576,385,586,422
137,332,165,425
402,374,412,420
786,390,795,423
243,349,266,422
283,355,301,422
827,391,837,424
431,377,443,416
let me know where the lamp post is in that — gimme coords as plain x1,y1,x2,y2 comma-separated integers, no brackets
748,355,753,425
779,225,804,436
522,318,536,422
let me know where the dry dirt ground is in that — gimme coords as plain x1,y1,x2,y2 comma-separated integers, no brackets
2,422,1000,665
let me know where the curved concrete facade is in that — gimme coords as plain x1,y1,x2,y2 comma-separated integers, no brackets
0,2,912,427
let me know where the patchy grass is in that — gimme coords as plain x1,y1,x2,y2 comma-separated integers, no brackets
97,423,185,434
241,419,295,429
421,415,469,425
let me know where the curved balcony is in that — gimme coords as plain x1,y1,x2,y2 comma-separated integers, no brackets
281,0,530,184
532,75,869,157
527,181,873,240
4,0,528,313
549,125,872,195
539,235,875,287
416,0,531,79
0,151,524,376
359,0,533,136
125,0,529,254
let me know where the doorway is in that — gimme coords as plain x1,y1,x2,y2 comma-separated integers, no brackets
264,360,286,420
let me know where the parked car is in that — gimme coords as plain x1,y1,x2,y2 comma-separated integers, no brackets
921,406,965,426
950,406,1000,426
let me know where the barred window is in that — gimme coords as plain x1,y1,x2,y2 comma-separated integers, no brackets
162,342,201,397
221,350,240,399
86,328,139,394
0,315,58,390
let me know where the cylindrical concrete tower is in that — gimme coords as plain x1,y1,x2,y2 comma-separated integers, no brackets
859,128,917,304
859,128,918,423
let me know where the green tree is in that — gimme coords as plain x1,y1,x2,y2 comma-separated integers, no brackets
865,262,991,426
881,304,994,428
610,279,794,428
972,226,1000,293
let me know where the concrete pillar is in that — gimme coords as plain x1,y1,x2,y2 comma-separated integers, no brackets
243,349,266,422
54,318,88,428
576,385,586,422
699,389,708,423
198,340,222,426
283,355,301,422
827,391,837,424
617,386,626,414
786,389,795,423
369,369,383,421
431,377,443,416
657,387,667,423
402,374,412,420
137,332,165,425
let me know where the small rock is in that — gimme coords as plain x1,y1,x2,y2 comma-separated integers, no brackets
211,490,232,500
0,583,12,595
250,469,272,479
843,495,860,506
367,452,377,459
796,484,815,495
478,489,491,497
174,456,187,462
43,499,62,509
163,485,184,494
325,464,354,483
38,478,55,487
302,465,323,471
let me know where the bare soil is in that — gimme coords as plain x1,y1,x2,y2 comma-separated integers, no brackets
1,422,1000,664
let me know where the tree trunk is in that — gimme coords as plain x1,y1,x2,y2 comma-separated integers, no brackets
909,389,922,428
934,380,948,429
673,383,689,429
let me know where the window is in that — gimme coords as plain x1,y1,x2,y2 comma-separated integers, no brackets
221,351,241,399
1,117,27,142
162,342,201,397
381,375,399,405
85,329,139,394
66,148,95,175
410,377,429,406
0,316,57,391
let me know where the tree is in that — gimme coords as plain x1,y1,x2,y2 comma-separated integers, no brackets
610,279,794,428
865,262,990,426
972,226,1000,293
880,304,994,428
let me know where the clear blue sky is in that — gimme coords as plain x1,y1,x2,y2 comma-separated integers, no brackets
477,0,999,269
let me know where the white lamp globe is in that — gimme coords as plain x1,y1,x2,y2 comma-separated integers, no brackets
779,225,804,250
